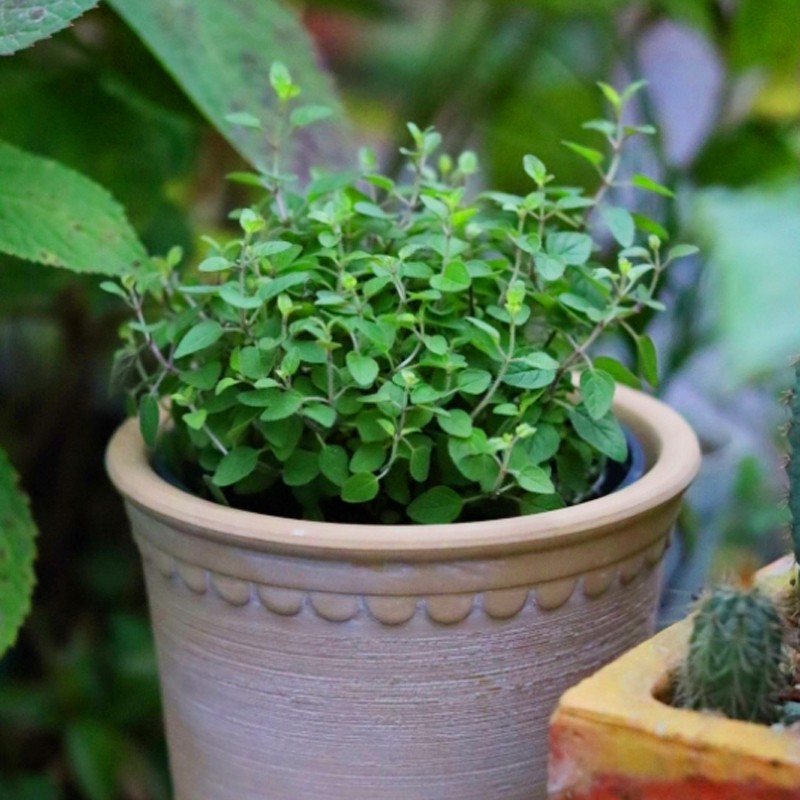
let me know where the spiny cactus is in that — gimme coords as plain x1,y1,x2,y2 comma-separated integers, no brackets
788,360,800,569
676,586,786,723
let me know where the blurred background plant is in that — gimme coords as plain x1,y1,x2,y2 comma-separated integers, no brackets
0,0,798,796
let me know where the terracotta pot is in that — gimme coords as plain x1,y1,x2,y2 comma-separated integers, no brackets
548,557,800,800
105,386,699,800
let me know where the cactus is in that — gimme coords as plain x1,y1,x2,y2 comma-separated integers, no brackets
676,586,786,723
788,360,800,568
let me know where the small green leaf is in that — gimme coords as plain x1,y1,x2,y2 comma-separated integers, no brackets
513,465,555,494
437,409,473,438
409,444,432,482
597,81,622,110
668,244,699,260
546,232,592,265
535,253,566,281
354,201,389,219
568,406,627,462
291,106,333,128
457,369,492,395
407,486,464,524
319,445,349,486
523,154,547,185
180,361,222,390
341,473,379,503
302,403,337,428
138,395,160,447
430,260,471,293
0,448,38,656
593,356,641,389
213,446,259,487
346,352,379,387
635,333,659,386
601,207,635,247
632,173,674,198
501,362,556,390
182,409,208,430
580,369,615,420
350,443,386,474
174,320,224,359
225,111,262,129
562,140,604,167
283,450,320,486
259,390,303,421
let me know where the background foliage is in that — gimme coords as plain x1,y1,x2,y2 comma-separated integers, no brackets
0,0,798,796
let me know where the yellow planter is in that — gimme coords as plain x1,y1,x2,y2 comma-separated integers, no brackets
548,557,800,800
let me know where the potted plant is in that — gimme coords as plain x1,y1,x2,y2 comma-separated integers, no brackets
103,67,700,800
548,367,800,800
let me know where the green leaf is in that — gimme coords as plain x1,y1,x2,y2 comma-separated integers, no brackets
457,369,492,395
568,406,627,462
430,260,471,293
291,104,333,128
65,720,125,800
437,409,473,438
523,154,547,185
501,361,556,390
580,369,615,420
668,244,699,260
593,356,641,389
546,232,592,265
597,81,622,111
302,403,336,428
212,446,259,487
138,395,160,447
0,140,148,275
107,0,349,172
635,333,659,386
259,390,303,421
182,409,207,431
600,207,635,247
180,361,222,390
513,465,555,494
535,253,567,281
173,320,224,359
407,486,464,524
346,352,379,388
354,201,389,219
283,450,320,487
0,0,98,55
631,173,674,198
0,448,38,656
561,140,604,167
341,473,379,503
350,443,385,474
319,445,349,487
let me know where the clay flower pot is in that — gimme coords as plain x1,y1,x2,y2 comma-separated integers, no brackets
105,385,699,800
548,557,800,800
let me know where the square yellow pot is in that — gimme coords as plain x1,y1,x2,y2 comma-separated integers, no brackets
548,556,800,800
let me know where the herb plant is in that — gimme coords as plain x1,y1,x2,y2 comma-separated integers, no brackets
109,67,695,525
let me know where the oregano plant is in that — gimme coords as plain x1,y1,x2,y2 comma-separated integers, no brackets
109,67,696,525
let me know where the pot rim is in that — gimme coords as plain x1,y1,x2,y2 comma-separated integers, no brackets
105,385,700,558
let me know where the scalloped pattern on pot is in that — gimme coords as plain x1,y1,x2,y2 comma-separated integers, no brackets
136,535,665,625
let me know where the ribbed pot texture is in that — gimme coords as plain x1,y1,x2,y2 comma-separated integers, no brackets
105,386,700,800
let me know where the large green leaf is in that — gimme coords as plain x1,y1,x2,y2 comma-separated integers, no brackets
0,447,38,656
691,184,800,382
0,0,98,55
0,140,148,275
107,0,350,172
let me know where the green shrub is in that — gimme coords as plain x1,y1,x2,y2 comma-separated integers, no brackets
109,68,694,524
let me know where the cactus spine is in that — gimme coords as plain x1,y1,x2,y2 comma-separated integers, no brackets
676,586,785,723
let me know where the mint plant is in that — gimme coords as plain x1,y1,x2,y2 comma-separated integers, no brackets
109,68,695,524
